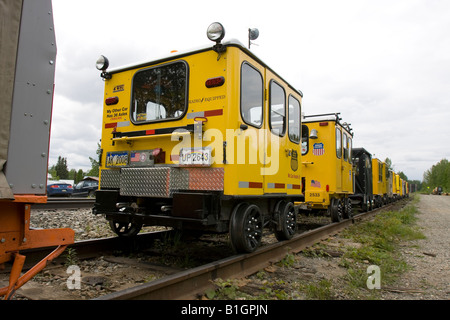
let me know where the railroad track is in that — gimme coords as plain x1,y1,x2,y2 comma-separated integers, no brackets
17,231,170,269
11,199,408,300
95,205,384,300
32,197,95,209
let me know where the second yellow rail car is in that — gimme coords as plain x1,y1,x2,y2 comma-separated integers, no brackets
299,113,354,222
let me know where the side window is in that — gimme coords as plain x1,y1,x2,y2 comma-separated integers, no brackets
269,80,286,136
241,62,263,127
301,124,309,155
343,133,348,161
348,137,352,163
336,127,342,159
288,95,301,143
132,61,187,123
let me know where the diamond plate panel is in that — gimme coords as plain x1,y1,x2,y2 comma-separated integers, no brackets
186,167,224,191
120,167,170,197
100,169,121,189
118,167,224,197
169,168,189,192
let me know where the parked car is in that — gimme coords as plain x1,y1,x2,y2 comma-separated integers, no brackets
47,181,73,197
72,177,99,197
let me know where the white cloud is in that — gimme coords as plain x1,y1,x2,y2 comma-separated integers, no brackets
49,95,101,171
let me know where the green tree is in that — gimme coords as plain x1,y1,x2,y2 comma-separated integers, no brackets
77,169,84,182
86,143,101,177
55,156,69,179
384,157,393,171
398,171,408,181
48,165,58,180
423,159,450,192
69,169,77,182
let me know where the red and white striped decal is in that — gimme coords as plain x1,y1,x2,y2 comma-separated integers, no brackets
187,109,223,119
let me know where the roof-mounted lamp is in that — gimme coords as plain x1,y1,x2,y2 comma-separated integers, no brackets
96,55,111,80
248,28,259,49
207,22,226,60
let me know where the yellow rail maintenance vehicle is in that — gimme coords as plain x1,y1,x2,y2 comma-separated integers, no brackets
372,158,387,207
393,173,401,199
387,169,394,202
299,113,354,222
400,178,407,198
399,177,404,198
93,23,304,253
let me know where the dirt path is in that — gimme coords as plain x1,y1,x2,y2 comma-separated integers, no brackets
380,194,450,299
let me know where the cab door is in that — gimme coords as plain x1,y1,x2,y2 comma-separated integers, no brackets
263,71,301,194
234,60,266,196
335,126,343,191
286,93,302,194
341,132,353,192
263,73,286,193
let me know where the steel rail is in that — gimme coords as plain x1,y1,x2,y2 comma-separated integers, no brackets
31,198,95,210
16,231,171,269
95,205,388,300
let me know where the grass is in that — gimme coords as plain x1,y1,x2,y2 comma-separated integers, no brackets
301,279,334,300
203,196,426,300
64,247,79,267
338,196,425,298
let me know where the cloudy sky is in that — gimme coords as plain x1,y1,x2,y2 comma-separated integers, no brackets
49,0,450,181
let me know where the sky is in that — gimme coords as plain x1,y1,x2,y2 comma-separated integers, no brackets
49,0,450,181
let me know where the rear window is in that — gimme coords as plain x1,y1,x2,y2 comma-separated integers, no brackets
131,61,188,123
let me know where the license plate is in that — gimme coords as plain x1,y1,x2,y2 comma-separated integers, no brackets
179,148,211,166
129,150,155,167
106,151,129,167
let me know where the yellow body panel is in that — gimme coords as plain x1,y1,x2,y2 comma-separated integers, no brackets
372,158,385,196
393,174,401,195
399,178,405,197
300,119,353,208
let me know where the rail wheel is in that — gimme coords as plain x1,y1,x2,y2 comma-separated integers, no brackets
230,203,263,253
109,221,142,237
330,198,343,222
362,196,370,212
274,201,297,241
343,197,353,219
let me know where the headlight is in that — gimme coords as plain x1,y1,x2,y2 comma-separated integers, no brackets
207,22,225,43
96,55,109,71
